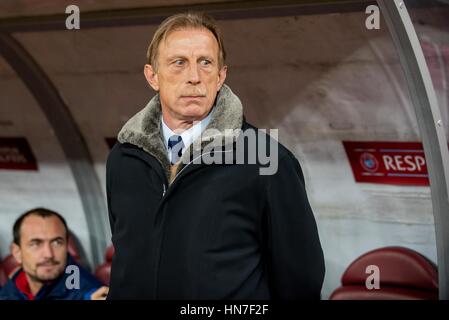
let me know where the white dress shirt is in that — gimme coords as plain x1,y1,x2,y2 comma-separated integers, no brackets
161,108,214,163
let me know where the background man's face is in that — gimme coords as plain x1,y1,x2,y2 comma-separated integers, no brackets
146,28,227,123
12,215,68,283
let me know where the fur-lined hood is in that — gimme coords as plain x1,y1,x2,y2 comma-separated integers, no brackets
117,84,244,179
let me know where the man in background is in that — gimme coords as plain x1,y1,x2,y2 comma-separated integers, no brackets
0,207,108,300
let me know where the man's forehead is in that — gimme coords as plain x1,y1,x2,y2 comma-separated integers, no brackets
161,27,219,51
20,215,66,240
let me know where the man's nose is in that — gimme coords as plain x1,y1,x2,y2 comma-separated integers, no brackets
187,64,200,85
41,242,54,259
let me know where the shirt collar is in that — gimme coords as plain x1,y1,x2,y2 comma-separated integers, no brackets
13,269,60,300
161,107,214,152
15,270,35,300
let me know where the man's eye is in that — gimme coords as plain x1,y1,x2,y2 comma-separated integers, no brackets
52,239,64,246
200,59,211,66
174,60,184,66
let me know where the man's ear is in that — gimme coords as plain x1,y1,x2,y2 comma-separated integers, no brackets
11,242,23,265
144,64,159,91
217,65,227,91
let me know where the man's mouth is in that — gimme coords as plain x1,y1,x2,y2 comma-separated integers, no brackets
181,88,206,98
38,261,59,267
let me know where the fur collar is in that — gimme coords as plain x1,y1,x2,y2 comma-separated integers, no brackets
117,84,244,179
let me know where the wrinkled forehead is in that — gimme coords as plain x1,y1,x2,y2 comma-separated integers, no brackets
160,27,219,54
20,215,67,242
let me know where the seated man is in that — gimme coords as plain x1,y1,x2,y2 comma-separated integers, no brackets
0,208,108,300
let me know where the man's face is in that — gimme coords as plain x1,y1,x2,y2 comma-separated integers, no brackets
12,215,68,283
145,28,227,123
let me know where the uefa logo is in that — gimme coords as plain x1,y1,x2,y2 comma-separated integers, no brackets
359,152,379,172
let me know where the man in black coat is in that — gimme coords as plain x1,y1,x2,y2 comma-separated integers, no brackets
106,11,325,299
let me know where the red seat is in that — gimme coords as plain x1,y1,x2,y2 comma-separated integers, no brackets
105,245,115,262
0,261,8,286
95,264,111,286
330,246,438,300
1,254,19,277
94,245,114,285
67,236,81,263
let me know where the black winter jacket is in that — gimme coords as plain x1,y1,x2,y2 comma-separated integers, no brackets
106,85,325,299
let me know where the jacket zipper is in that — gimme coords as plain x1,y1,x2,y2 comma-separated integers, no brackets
160,149,234,198
154,148,233,298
